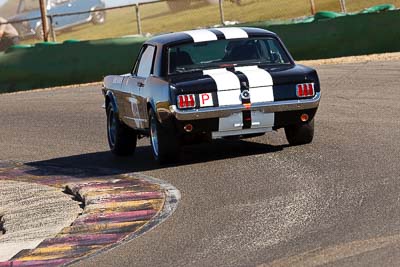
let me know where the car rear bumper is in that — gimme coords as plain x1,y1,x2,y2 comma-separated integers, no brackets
170,92,321,121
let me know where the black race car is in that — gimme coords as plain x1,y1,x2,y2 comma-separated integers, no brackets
102,27,321,164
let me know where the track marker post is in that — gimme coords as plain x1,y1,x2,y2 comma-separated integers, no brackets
135,4,143,35
309,0,316,15
39,0,49,42
219,0,225,26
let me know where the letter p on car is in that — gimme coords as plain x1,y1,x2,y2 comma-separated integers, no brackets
200,93,213,107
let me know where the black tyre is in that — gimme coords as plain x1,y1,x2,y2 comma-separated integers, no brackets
107,104,137,156
92,9,106,25
167,0,191,11
284,119,315,146
149,109,180,164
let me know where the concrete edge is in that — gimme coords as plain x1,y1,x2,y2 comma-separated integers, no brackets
63,172,181,266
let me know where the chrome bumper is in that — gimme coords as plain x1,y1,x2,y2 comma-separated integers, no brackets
170,92,321,121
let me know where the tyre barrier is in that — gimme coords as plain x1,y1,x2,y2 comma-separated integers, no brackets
0,37,148,93
241,8,400,60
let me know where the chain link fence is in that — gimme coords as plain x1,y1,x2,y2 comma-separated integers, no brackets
1,0,399,45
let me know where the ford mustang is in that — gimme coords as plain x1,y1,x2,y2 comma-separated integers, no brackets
102,27,321,164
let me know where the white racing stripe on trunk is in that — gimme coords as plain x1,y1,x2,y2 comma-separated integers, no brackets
235,65,274,103
203,68,242,132
203,69,242,106
235,66,273,87
203,68,241,91
216,90,242,107
184,29,218,43
235,66,275,128
217,28,248,39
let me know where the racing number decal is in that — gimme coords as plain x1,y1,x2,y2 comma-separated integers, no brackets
199,93,213,107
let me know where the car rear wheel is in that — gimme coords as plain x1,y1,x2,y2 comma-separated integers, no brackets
107,104,137,156
92,8,106,25
284,119,314,146
149,109,180,164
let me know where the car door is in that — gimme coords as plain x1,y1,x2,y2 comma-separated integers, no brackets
50,0,88,29
121,44,156,130
68,0,95,21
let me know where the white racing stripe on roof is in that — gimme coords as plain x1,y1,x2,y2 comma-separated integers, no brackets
184,29,218,43
217,28,248,39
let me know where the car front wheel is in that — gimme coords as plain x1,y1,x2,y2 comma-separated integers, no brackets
284,119,314,146
92,8,106,25
107,104,137,156
149,109,180,164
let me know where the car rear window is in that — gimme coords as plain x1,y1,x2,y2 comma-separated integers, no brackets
168,37,292,74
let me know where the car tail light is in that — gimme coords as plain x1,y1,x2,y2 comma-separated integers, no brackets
297,83,315,98
177,94,196,109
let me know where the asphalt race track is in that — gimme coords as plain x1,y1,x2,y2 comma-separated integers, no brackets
1,61,400,266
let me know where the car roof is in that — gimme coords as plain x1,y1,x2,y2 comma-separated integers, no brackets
145,27,277,46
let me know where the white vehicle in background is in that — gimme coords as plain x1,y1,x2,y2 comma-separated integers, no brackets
9,0,106,39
